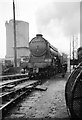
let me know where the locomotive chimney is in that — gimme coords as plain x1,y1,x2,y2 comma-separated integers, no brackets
36,34,43,38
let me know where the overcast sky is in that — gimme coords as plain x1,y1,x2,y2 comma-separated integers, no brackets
0,0,81,58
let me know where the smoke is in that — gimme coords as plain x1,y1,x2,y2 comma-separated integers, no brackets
36,2,80,36
35,2,80,53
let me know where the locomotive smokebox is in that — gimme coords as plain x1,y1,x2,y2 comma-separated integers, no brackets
29,34,47,57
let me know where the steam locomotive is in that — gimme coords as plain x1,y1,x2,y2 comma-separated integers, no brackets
21,34,67,78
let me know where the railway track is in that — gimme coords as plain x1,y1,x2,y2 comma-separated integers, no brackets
0,73,29,81
0,73,29,92
0,74,41,119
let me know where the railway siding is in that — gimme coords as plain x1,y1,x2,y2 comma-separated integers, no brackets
3,76,70,119
0,73,41,119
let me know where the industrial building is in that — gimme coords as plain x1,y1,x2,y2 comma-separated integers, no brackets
5,19,30,66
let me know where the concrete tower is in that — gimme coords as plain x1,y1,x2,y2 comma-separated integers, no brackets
5,20,30,66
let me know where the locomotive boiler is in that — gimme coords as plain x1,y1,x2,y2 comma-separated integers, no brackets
22,34,67,78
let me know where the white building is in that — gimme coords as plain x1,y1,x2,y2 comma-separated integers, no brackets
5,20,30,66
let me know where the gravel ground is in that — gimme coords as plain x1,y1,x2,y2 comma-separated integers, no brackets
4,73,70,120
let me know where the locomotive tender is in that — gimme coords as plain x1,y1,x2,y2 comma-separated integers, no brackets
23,34,67,78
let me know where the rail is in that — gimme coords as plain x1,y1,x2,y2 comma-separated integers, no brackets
0,73,28,81
0,80,40,118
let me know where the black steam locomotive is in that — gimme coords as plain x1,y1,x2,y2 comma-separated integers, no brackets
21,34,67,78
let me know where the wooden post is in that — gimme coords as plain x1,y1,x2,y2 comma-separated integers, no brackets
73,36,74,69
13,0,17,67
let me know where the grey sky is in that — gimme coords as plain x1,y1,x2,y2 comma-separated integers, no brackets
0,0,81,58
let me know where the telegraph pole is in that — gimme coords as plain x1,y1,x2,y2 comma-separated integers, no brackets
73,35,74,69
70,37,71,73
13,0,17,67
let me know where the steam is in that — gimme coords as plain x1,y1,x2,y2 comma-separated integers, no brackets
35,2,80,53
36,2,80,36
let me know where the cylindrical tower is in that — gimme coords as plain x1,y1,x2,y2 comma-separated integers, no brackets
5,19,30,66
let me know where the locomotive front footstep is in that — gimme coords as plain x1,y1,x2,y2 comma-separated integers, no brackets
65,62,82,119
